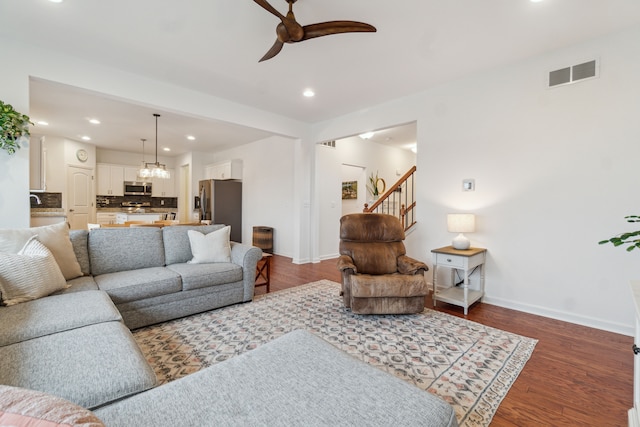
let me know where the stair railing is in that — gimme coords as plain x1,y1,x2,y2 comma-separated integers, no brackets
363,166,417,232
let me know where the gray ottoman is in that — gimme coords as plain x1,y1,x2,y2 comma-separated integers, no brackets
95,329,458,426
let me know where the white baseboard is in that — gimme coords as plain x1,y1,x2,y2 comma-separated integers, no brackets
483,296,633,336
319,253,339,261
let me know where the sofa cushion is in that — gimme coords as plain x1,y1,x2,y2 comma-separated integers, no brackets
94,330,458,427
69,229,91,276
187,226,231,264
167,262,242,291
0,236,69,306
88,228,165,276
0,321,157,410
94,267,182,304
351,273,429,298
0,222,83,280
0,385,105,427
0,290,121,347
162,224,225,265
56,275,99,295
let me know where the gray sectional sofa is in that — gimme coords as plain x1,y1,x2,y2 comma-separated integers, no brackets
0,224,458,426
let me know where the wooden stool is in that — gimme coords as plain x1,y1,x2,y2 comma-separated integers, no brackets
255,253,272,293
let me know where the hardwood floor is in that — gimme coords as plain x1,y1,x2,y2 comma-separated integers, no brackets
256,255,634,426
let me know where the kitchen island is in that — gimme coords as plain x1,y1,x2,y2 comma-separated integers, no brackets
115,212,163,224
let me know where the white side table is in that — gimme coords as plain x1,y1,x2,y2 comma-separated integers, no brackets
431,246,487,315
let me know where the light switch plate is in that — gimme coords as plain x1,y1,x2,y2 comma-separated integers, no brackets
462,179,475,191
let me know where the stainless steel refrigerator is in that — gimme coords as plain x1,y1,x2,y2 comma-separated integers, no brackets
198,179,242,242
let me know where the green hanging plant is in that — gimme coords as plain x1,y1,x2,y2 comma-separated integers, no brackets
0,100,32,155
599,215,640,252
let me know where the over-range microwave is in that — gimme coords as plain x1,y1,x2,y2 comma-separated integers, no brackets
124,181,152,196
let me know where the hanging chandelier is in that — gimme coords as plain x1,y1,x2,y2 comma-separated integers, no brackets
138,113,170,180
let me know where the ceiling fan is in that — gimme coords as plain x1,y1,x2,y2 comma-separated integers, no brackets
253,0,377,62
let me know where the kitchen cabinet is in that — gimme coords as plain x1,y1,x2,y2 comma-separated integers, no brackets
29,136,46,191
152,169,176,197
124,167,141,182
96,164,124,196
204,160,242,180
96,212,117,225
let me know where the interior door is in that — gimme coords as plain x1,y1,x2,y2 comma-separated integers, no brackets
67,166,93,230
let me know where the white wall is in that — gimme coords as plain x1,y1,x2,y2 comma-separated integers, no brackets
196,135,297,256
312,25,640,335
0,59,30,228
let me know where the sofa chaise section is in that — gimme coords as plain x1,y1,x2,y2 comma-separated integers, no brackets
0,291,156,409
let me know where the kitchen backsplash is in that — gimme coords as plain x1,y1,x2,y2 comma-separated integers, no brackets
30,192,62,209
96,195,178,209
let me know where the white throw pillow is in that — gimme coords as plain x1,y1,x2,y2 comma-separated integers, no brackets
0,236,69,306
187,226,232,264
0,222,82,280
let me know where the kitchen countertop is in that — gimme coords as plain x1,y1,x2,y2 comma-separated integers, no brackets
97,208,177,213
30,208,66,217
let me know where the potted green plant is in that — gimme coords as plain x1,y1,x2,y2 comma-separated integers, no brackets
599,215,640,251
367,171,386,199
0,100,32,155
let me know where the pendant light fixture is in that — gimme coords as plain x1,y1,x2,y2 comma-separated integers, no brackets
138,138,151,179
138,113,170,179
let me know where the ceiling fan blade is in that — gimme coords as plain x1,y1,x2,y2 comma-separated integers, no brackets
259,39,285,62
302,21,377,41
253,0,286,22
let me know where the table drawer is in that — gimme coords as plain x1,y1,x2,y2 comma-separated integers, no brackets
435,253,465,269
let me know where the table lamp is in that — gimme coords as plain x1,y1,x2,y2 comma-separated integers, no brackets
447,213,475,250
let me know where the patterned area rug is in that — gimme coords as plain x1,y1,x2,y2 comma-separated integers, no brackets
133,280,536,426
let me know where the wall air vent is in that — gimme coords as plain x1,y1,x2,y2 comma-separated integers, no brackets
548,59,598,88
319,140,336,148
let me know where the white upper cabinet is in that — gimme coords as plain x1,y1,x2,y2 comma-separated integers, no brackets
204,160,242,180
96,164,124,196
124,167,141,182
152,169,176,197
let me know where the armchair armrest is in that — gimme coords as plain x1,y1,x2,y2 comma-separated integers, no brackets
337,255,357,274
397,255,428,275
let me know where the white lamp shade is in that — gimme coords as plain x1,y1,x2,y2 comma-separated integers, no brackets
447,214,475,250
447,214,475,233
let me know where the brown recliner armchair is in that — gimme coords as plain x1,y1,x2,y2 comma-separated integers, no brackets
337,213,429,314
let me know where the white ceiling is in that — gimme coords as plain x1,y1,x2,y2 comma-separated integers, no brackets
4,0,640,155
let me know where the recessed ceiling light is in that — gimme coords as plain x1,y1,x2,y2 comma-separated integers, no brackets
88,118,101,125
81,136,91,141
163,147,171,152
36,121,49,126
359,132,375,140
530,0,543,2
49,0,63,3
186,135,196,141
303,89,315,98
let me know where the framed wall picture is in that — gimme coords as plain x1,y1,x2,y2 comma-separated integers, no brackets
342,181,357,200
